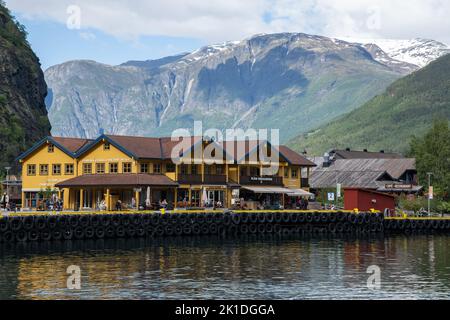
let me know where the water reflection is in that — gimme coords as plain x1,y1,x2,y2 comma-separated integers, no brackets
0,234,449,300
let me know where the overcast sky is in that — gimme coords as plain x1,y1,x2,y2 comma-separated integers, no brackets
5,0,450,69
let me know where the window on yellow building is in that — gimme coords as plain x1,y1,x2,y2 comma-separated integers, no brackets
96,163,105,174
104,142,111,151
123,162,132,173
250,167,260,176
39,164,49,176
180,164,188,175
65,164,74,175
27,164,36,176
153,163,161,173
48,144,54,153
284,167,290,178
140,163,149,173
166,163,176,173
109,163,118,174
83,163,92,174
53,164,61,175
291,168,298,179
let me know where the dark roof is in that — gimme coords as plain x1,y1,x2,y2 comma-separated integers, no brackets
52,137,93,153
332,149,404,159
310,158,417,189
278,146,316,166
56,174,178,188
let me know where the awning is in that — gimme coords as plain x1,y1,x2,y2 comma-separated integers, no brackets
286,189,314,197
56,174,178,188
242,186,294,194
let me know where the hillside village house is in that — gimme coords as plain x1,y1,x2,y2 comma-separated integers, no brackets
17,135,316,211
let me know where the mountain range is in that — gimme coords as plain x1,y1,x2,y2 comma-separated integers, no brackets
44,33,449,153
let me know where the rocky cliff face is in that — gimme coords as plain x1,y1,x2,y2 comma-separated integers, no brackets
46,33,406,142
0,3,51,174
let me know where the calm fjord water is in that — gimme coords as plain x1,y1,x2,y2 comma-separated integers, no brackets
0,234,449,300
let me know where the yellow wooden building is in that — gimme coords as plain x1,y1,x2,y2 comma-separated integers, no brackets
17,134,316,211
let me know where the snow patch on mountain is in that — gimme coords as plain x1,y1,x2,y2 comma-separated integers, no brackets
339,37,450,68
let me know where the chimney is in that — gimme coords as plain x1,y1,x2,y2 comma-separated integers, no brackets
363,149,368,152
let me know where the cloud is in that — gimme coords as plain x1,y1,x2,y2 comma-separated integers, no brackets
5,0,450,44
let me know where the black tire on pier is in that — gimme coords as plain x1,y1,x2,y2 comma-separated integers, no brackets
40,229,52,241
48,216,58,229
79,215,90,227
265,212,274,223
28,229,39,242
248,224,258,234
22,216,35,231
200,224,209,235
336,223,344,233
179,214,188,225
329,214,337,223
142,214,151,226
121,215,131,227
439,220,446,230
174,225,183,236
249,213,259,224
150,214,160,226
312,212,321,223
155,226,165,237
196,214,206,225
73,227,85,240
282,213,290,224
57,215,68,227
95,227,106,239
126,225,136,238
328,223,337,233
241,213,250,224
231,214,241,225
115,226,126,238
169,213,179,225
15,230,28,242
52,229,63,241
105,226,115,238
303,223,313,233
348,214,357,225
164,225,174,236
62,228,73,241
136,226,146,237
10,217,23,232
85,226,95,239
36,216,48,230
112,214,122,227
146,226,155,237
192,224,202,236
356,215,365,226
132,214,143,226
90,215,101,227
100,215,111,227
0,217,9,232
227,225,238,236
2,231,13,242
320,212,329,223
258,224,266,234
336,211,347,222
274,224,282,234
209,223,218,235
274,212,283,223
297,213,306,223
290,213,299,224
223,215,232,226
257,212,266,223
240,224,249,234
205,213,215,224
265,224,274,233
182,225,192,235
68,215,79,228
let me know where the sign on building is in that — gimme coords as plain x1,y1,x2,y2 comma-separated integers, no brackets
327,192,335,201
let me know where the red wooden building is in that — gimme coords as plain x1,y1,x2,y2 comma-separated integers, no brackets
344,188,395,212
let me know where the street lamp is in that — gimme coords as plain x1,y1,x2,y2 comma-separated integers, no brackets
427,172,433,215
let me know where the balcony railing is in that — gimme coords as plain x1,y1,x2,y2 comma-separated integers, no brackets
177,174,202,184
240,176,283,186
204,174,227,185
301,178,310,188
